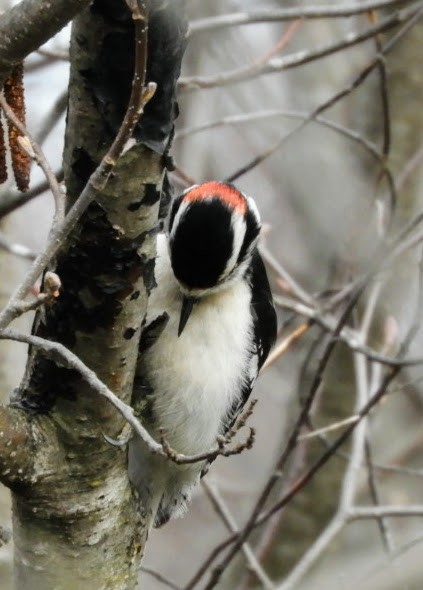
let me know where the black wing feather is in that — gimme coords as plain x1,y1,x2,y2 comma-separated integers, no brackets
139,312,169,353
223,250,276,432
201,250,276,480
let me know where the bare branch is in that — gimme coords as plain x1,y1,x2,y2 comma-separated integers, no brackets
180,4,423,91
0,171,63,219
260,243,317,307
0,0,92,84
0,328,166,456
348,505,423,520
202,479,275,590
36,48,69,62
0,93,66,221
0,231,36,260
223,1,423,185
274,294,423,368
298,416,360,441
189,0,414,35
141,566,181,590
262,323,309,371
364,440,394,553
160,400,257,465
395,139,423,192
176,109,383,162
0,329,255,468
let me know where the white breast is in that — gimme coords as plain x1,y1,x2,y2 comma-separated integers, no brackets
139,234,253,455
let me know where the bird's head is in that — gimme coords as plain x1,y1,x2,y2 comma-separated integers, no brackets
167,181,261,335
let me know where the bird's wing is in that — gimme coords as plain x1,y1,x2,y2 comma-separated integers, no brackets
201,250,277,477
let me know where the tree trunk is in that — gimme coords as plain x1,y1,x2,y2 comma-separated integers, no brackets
0,1,187,588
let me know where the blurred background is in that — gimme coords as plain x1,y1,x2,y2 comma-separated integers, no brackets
1,1,423,589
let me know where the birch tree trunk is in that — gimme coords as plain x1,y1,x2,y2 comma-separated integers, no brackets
0,1,186,588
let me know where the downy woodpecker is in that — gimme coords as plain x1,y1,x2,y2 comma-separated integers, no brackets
128,181,277,527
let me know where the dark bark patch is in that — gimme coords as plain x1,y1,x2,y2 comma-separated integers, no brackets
12,360,81,413
87,0,188,154
123,327,136,340
70,147,97,196
142,183,161,206
139,255,156,295
158,171,173,223
127,200,143,212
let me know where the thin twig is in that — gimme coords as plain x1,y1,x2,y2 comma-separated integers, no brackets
223,4,423,183
253,19,302,67
140,566,181,590
0,172,63,218
395,140,423,192
176,109,387,166
202,479,275,590
347,505,423,520
0,328,165,452
36,47,69,62
184,371,401,590
368,10,391,158
180,4,423,90
367,8,394,227
364,440,394,553
273,281,383,590
262,323,309,370
0,231,36,260
0,329,255,467
189,0,414,35
274,294,423,368
260,243,317,307
298,415,360,441
0,93,65,220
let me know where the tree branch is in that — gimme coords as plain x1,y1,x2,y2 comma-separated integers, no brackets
180,3,423,90
189,0,414,35
0,329,256,467
348,505,423,520
0,93,66,222
0,0,92,84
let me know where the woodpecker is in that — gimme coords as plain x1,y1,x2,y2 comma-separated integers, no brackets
128,181,277,527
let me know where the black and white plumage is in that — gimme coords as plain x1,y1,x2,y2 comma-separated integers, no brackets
128,182,277,527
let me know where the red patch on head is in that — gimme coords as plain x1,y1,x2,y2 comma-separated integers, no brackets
184,182,247,215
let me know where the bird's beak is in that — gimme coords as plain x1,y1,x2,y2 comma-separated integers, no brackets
178,295,197,336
